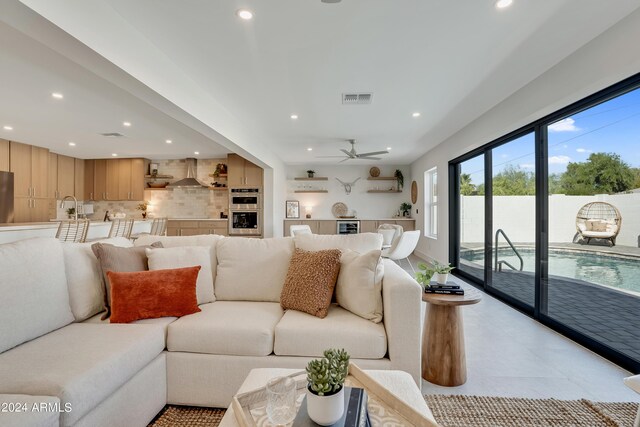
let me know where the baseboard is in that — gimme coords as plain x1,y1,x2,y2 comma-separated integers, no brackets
414,249,435,264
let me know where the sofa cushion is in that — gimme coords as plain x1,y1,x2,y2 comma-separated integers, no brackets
336,249,384,323
135,234,223,290
275,305,387,359
215,237,294,302
168,302,284,356
83,312,176,345
62,237,133,322
0,323,164,426
108,267,201,323
0,394,60,427
0,238,74,354
146,246,215,304
294,233,383,253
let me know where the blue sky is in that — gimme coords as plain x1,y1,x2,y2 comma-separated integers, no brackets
461,86,640,184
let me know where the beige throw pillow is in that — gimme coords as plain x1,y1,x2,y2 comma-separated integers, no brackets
91,242,162,319
280,248,342,318
336,249,384,323
146,246,215,304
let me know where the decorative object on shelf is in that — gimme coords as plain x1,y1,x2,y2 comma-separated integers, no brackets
369,166,380,177
136,202,149,219
286,200,300,219
400,202,412,217
212,163,227,178
395,169,404,190
306,348,350,426
415,262,435,290
305,206,312,219
306,170,316,178
335,177,360,195
415,261,456,289
331,202,348,218
411,180,418,204
147,181,169,188
433,261,455,285
149,163,159,177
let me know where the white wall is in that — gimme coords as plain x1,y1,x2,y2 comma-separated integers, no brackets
284,165,412,221
411,9,640,263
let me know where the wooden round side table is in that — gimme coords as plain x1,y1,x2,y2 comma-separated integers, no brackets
421,285,482,387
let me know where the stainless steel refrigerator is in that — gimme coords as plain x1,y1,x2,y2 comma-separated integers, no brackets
0,171,14,223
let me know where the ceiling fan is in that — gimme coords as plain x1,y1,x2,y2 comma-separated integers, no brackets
317,139,389,162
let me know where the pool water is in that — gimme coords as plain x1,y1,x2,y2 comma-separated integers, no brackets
463,248,640,294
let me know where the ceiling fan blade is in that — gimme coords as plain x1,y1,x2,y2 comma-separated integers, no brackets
358,157,382,160
338,157,351,163
357,150,389,157
340,149,356,158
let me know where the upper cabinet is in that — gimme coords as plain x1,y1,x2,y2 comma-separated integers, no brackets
47,153,58,198
227,153,263,187
74,158,84,199
30,146,48,199
84,160,95,200
90,158,147,201
57,155,75,198
10,141,49,198
0,139,9,172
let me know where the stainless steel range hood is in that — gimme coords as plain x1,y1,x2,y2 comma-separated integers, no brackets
168,158,208,188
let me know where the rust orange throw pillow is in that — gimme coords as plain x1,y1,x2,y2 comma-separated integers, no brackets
280,248,342,318
107,266,201,323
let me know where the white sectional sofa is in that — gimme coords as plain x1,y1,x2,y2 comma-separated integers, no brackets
0,233,422,427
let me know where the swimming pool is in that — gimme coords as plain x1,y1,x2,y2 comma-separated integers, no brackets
462,247,640,294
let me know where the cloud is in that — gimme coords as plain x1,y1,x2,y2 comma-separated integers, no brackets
500,154,509,159
549,118,580,132
576,148,592,153
549,155,571,165
520,163,535,169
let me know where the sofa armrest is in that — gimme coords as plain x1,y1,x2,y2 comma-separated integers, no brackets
382,259,422,386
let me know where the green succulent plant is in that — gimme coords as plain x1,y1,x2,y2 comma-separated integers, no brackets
306,348,350,396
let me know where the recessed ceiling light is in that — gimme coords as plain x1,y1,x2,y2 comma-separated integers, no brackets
386,147,392,151
165,139,172,144
307,148,313,151
123,121,131,127
495,0,513,9
111,153,118,157
236,9,253,20
412,112,421,118
3,125,13,131
194,151,200,155
51,92,64,99
68,142,76,146
290,114,299,120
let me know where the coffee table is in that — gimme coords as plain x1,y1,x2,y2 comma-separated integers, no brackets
422,284,482,387
219,368,435,426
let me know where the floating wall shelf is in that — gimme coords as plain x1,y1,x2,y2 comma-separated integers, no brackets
367,190,402,193
145,174,174,179
294,177,329,181
294,190,329,193
367,177,397,181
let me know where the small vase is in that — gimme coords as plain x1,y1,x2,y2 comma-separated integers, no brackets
306,387,344,426
307,173,314,178
142,212,147,219
435,272,449,285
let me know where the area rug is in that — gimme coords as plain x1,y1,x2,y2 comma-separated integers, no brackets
425,395,637,427
148,396,638,426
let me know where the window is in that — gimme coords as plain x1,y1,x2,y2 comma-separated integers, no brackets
425,167,438,238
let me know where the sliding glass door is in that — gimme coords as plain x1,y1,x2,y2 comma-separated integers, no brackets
456,155,485,282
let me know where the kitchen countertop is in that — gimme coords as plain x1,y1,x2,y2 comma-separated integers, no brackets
283,218,414,221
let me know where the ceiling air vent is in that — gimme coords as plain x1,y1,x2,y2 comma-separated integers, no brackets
342,93,373,105
99,132,125,138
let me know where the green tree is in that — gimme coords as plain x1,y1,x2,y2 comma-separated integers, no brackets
548,173,563,195
459,173,477,196
633,168,640,190
492,165,535,196
560,152,634,195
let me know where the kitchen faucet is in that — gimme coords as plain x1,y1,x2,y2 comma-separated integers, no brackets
60,195,78,220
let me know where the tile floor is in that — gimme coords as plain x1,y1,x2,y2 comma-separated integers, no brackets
401,255,638,402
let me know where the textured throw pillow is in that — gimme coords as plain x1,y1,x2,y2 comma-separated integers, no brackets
91,242,163,319
280,248,342,318
146,246,215,304
592,220,608,232
107,266,201,323
336,249,384,323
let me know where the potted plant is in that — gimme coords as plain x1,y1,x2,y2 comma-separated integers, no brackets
305,348,350,425
394,169,404,190
307,170,316,178
400,202,412,217
433,261,455,285
66,207,76,219
415,262,436,289
136,202,148,219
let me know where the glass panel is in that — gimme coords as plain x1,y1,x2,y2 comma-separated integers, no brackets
546,87,640,363
458,155,485,281
490,133,536,308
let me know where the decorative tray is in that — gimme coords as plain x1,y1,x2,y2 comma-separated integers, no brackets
232,364,438,427
338,216,356,219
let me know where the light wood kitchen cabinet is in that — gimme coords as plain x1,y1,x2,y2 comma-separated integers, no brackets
167,220,229,237
227,153,263,187
130,158,146,200
94,160,107,200
0,139,9,171
360,220,377,233
284,219,415,236
84,160,95,200
48,153,58,199
10,141,32,198
117,159,132,200
106,160,119,200
13,197,50,223
74,159,84,199
57,155,75,198
31,146,49,199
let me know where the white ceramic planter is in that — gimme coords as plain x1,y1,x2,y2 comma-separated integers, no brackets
435,272,449,285
306,387,344,426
